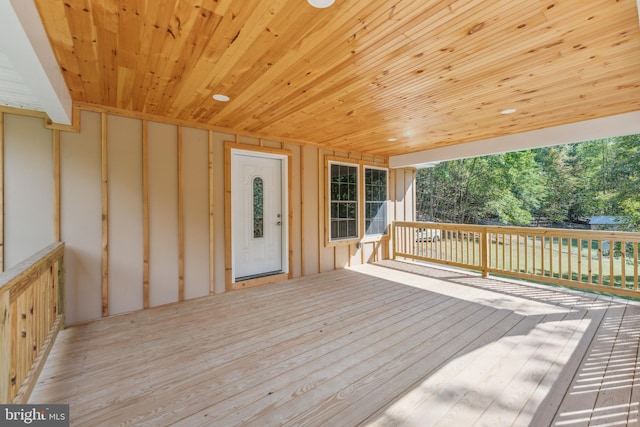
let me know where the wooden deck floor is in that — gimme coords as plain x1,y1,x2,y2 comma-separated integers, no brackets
30,260,640,426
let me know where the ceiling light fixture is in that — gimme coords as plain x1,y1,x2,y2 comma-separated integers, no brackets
213,94,230,102
307,0,335,8
387,137,398,142
500,108,517,115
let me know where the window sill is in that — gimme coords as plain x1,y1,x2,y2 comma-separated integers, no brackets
326,234,389,248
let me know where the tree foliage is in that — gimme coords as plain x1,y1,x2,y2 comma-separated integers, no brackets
416,135,640,231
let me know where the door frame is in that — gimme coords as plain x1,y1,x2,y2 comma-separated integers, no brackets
224,142,292,291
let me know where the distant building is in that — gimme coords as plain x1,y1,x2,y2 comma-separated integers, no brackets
588,216,626,231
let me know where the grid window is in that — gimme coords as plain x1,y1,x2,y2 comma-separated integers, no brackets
365,168,388,236
329,163,358,240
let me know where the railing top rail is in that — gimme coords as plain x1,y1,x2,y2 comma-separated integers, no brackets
394,221,484,231
0,242,65,298
394,221,640,241
482,225,640,241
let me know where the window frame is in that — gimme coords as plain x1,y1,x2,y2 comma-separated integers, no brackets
325,156,390,247
327,160,361,244
363,165,389,238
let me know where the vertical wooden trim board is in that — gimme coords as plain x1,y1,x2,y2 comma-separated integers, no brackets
177,127,184,302
317,148,322,273
403,169,407,221
0,112,3,273
359,164,365,244
287,148,293,279
389,169,396,259
208,131,215,295
412,169,417,222
224,143,232,291
393,169,397,222
100,113,109,317
142,120,150,308
300,146,305,277
52,130,61,242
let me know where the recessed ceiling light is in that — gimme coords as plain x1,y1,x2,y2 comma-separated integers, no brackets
213,94,230,102
308,0,335,8
500,108,517,115
387,137,398,142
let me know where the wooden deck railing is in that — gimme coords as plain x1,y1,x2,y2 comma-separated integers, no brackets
393,221,640,298
0,242,65,404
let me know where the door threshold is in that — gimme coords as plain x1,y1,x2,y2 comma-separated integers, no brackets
235,270,284,282
232,271,289,290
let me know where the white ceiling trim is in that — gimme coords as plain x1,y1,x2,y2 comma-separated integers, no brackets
389,111,640,168
0,0,71,125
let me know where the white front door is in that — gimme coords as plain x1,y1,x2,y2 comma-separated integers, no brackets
232,152,285,280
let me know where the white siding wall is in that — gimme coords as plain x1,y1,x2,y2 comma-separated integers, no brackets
182,127,210,300
147,122,179,307
107,115,144,315
4,114,53,268
60,110,102,323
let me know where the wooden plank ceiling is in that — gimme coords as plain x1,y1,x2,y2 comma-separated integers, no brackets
34,0,640,157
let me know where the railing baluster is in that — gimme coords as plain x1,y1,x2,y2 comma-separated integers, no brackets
540,236,546,277
516,234,520,273
473,231,477,266
588,238,592,284
598,240,603,285
567,237,572,282
610,240,615,287
481,229,488,277
532,236,536,276
620,240,627,289
634,243,638,291
577,239,582,282
549,236,562,280
496,232,500,270
524,235,529,274
508,233,512,272
402,225,406,258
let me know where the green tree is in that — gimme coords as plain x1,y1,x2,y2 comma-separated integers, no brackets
534,146,574,222
486,151,543,225
415,134,639,231
608,134,640,230
416,151,542,226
